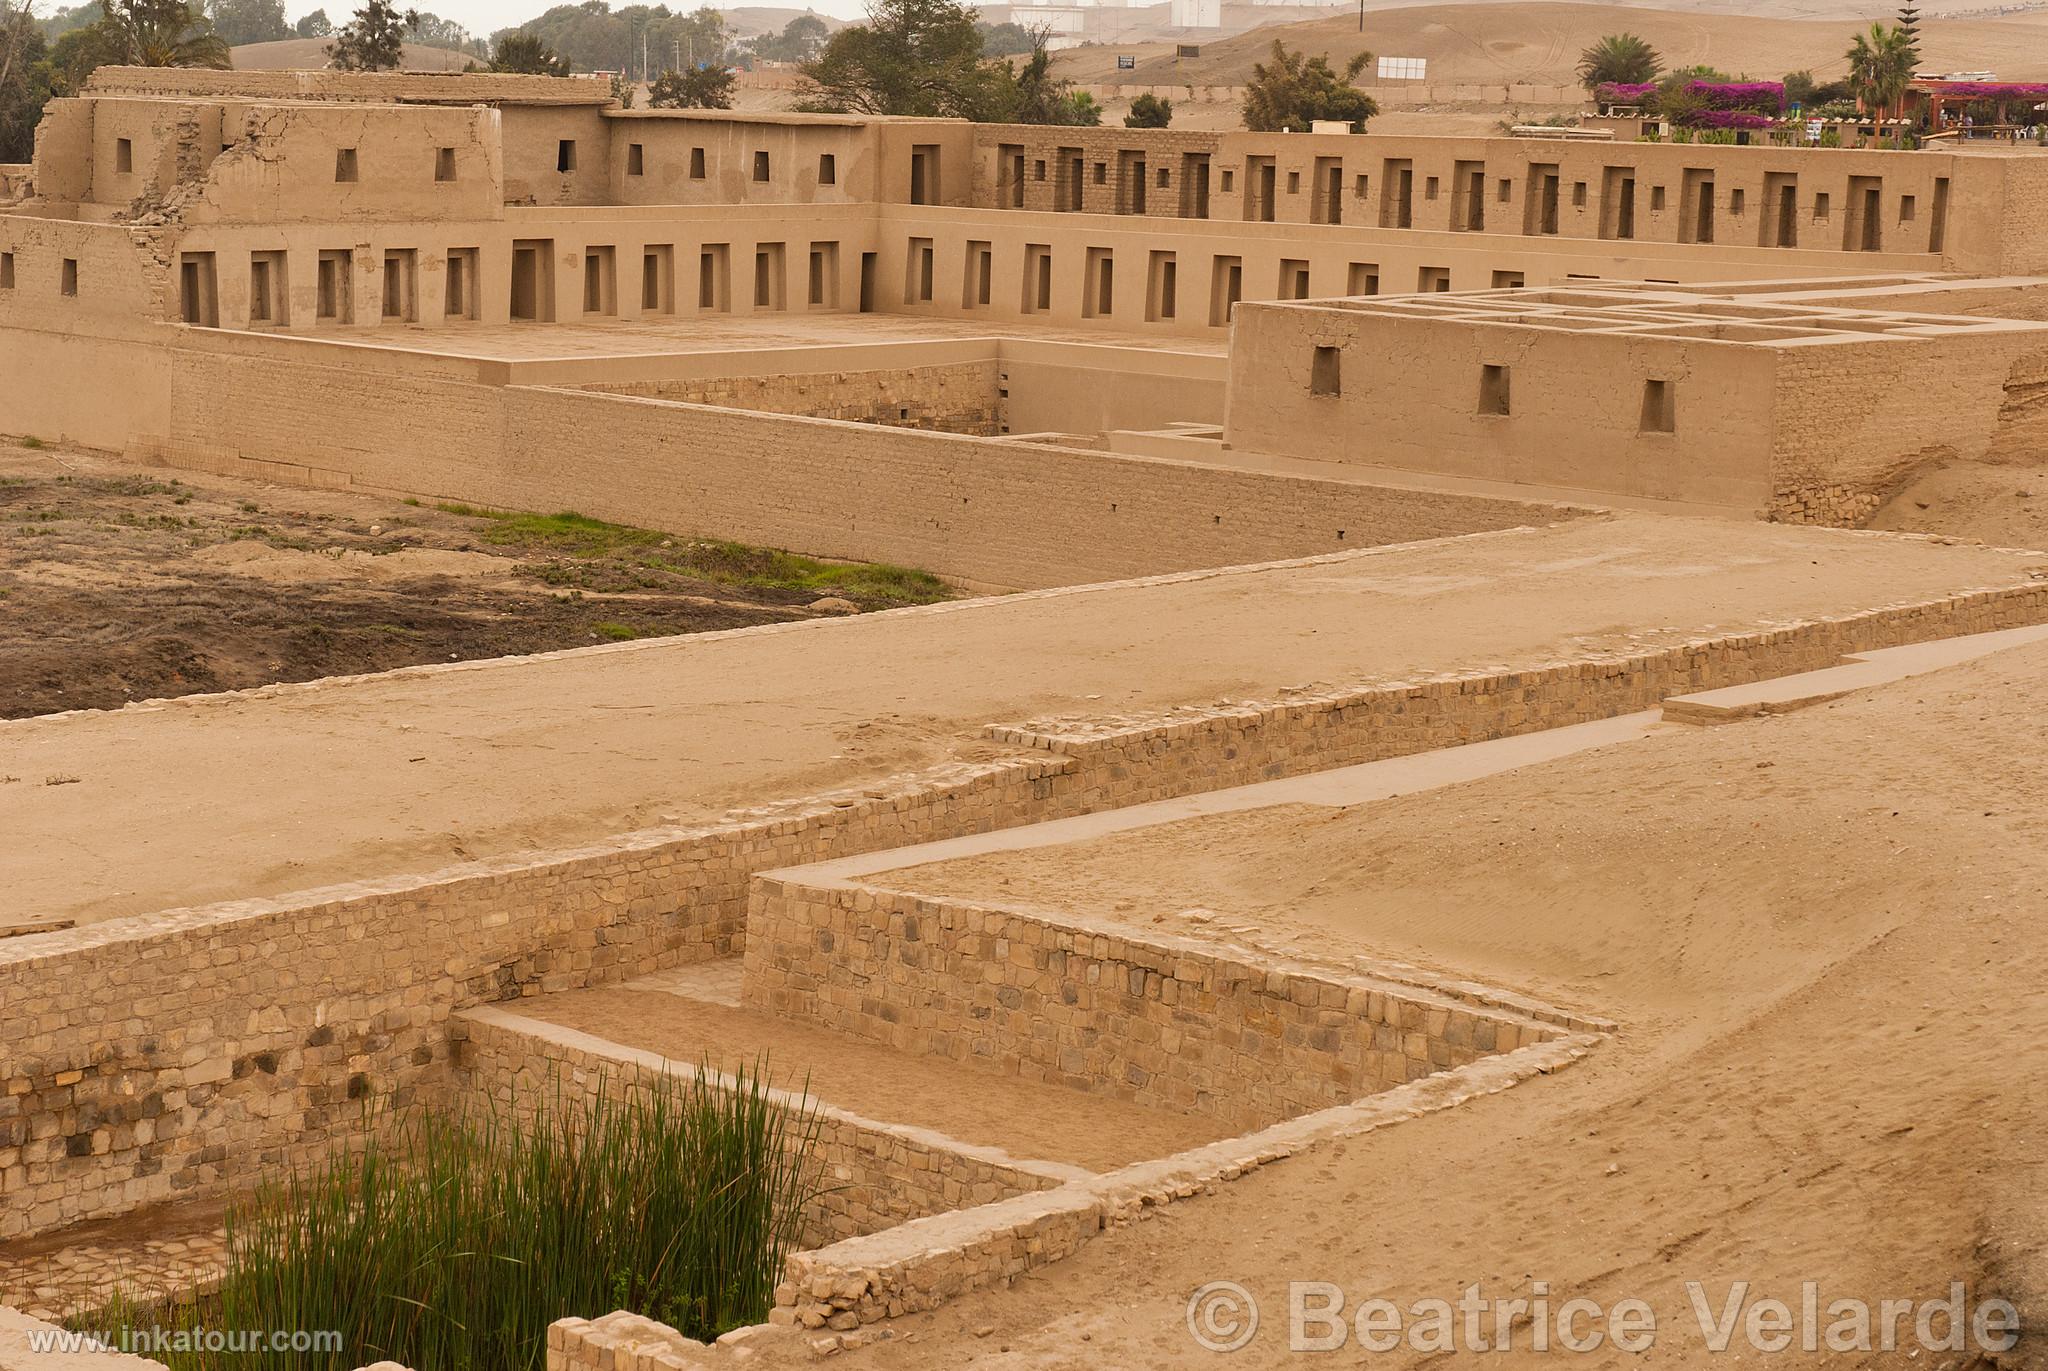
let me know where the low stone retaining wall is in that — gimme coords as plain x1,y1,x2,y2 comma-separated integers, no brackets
543,1033,1598,1365
743,883,1550,1131
454,1008,1079,1248
986,572,2048,803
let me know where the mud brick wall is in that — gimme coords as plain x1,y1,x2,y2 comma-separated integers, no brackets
742,882,1544,1132
454,1009,1070,1248
581,361,1001,436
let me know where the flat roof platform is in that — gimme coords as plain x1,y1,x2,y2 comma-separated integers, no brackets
4,514,2042,928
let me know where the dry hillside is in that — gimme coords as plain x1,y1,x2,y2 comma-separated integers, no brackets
1055,0,2048,88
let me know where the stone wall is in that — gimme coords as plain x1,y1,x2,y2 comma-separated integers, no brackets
454,1010,1074,1248
742,882,1549,1131
582,361,1001,435
0,756,1068,1240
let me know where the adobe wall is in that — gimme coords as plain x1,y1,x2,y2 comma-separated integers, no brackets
1769,330,2048,523
43,97,504,225
7,572,2048,1240
740,881,1545,1132
870,201,1940,339
1222,299,1778,509
582,360,1001,434
78,66,612,105
138,331,1556,589
965,127,2034,276
455,1010,1071,1248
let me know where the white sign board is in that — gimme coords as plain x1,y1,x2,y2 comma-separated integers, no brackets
1377,55,1427,81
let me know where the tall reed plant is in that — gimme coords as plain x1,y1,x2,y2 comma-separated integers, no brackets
145,1060,821,1371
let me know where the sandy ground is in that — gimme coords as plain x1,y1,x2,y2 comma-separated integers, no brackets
1871,459,2048,551
7,513,2044,931
758,636,2048,1369
0,444,949,720
515,988,1232,1170
1053,1,2048,89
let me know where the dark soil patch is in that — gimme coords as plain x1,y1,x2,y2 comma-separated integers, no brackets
0,454,958,719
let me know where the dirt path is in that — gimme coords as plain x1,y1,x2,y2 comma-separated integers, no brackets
784,641,2048,1368
0,444,953,720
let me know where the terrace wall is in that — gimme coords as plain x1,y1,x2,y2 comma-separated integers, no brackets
130,330,1559,590
7,571,2048,1241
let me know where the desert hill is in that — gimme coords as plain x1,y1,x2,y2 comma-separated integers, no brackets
1054,0,2048,87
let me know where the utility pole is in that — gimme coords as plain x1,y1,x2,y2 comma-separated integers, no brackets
1358,0,1364,33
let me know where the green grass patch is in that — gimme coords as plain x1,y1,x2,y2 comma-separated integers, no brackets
99,1063,822,1370
18,436,42,450
431,506,952,607
673,539,950,604
592,620,640,640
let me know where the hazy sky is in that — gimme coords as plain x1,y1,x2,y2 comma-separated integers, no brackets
289,0,868,36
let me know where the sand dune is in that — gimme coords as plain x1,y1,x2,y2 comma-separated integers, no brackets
1058,0,2048,88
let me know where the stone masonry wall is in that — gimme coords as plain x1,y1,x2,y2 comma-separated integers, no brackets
742,883,1546,1132
454,1010,1071,1249
581,361,1000,436
0,756,1067,1240
1769,332,2048,526
8,570,2048,1240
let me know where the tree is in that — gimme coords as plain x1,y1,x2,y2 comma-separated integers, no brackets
491,3,727,83
489,29,566,72
1124,90,1170,127
1896,0,1921,65
204,0,285,45
294,6,329,34
745,11,826,63
1846,21,1914,120
327,0,411,69
973,17,1030,55
93,0,231,66
1001,40,1095,124
1575,32,1659,92
1,0,54,162
647,60,731,106
1241,40,1377,133
796,0,1002,118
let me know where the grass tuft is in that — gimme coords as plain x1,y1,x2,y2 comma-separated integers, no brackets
95,1062,822,1370
431,506,952,608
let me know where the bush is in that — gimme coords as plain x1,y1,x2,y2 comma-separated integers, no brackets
119,1064,823,1370
1125,91,1172,127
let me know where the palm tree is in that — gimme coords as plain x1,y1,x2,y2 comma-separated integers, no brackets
94,0,232,68
1576,33,1661,93
1845,21,1914,122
